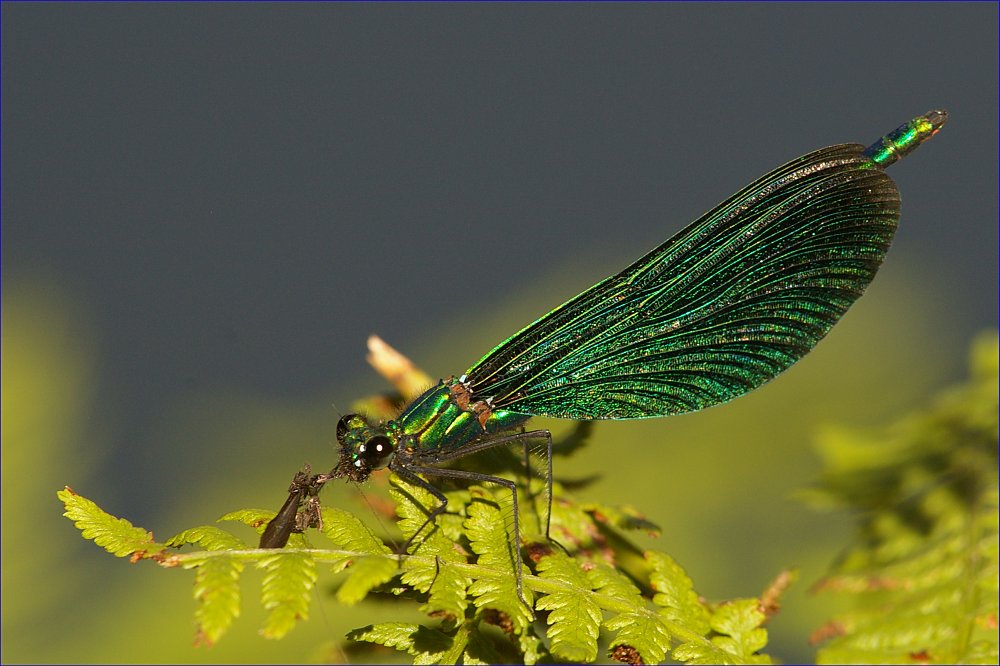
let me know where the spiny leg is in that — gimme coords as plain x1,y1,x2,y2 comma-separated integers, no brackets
388,463,452,554
541,430,553,539
519,432,555,540
418,429,553,538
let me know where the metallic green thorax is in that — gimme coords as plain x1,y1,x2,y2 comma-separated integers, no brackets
395,379,529,454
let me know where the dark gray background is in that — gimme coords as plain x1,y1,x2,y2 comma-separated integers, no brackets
3,0,997,634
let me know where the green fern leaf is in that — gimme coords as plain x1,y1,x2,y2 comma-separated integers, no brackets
218,507,273,526
811,333,1000,665
604,611,673,665
316,504,399,604
647,551,711,634
549,489,608,555
319,505,392,554
582,501,662,536
349,619,503,665
593,563,673,664
707,599,770,664
464,622,509,665
259,551,318,639
218,507,278,538
423,561,472,620
533,549,602,663
390,475,456,556
428,621,472,665
57,487,165,558
218,508,314,548
588,559,643,599
670,598,771,666
187,554,244,646
336,556,399,605
815,492,999,664
347,622,452,662
167,525,245,550
390,476,471,619
464,487,533,633
672,640,739,665
517,630,549,665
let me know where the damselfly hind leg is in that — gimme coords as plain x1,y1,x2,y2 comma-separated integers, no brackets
393,462,532,609
391,429,553,610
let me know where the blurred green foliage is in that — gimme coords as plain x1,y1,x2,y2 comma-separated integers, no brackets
1,257,979,663
807,333,998,664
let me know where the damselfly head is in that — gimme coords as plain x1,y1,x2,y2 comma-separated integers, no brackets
334,413,395,482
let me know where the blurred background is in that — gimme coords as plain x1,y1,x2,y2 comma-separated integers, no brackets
3,3,996,663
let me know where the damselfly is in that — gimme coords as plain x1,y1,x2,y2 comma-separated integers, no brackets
262,110,947,603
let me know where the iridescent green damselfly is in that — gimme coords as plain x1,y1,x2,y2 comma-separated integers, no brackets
261,110,947,604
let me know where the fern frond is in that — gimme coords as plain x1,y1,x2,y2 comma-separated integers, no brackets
218,507,273,529
259,551,317,639
58,487,165,558
313,505,397,604
595,563,673,665
648,551,712,634
811,332,1000,665
319,505,393,555
59,476,782,663
706,599,770,664
347,622,453,663
189,554,243,646
335,555,400,605
167,525,246,551
534,549,602,662
464,486,534,633
391,476,471,620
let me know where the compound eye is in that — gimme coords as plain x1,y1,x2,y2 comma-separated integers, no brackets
337,414,359,441
358,435,394,470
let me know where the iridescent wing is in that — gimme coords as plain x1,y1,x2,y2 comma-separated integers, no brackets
464,142,899,419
